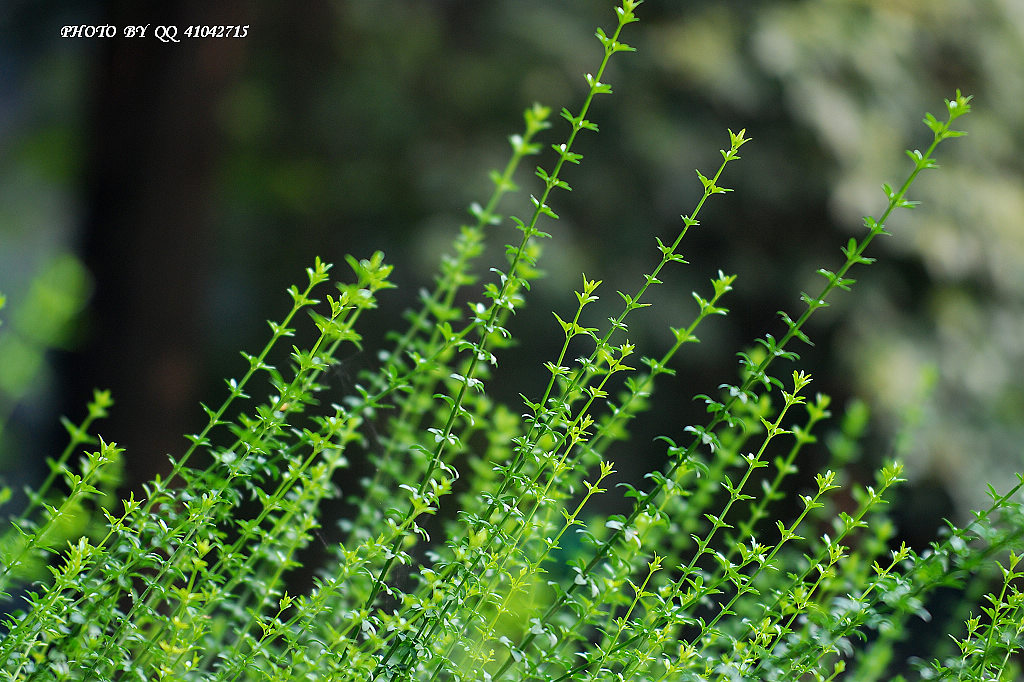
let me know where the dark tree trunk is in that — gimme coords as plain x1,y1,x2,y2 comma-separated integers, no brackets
70,1,250,490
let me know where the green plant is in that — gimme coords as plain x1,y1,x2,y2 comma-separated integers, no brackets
2,2,1022,680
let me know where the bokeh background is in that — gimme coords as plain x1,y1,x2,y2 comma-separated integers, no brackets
2,0,1023,544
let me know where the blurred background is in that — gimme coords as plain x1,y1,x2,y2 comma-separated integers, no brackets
1,0,1022,542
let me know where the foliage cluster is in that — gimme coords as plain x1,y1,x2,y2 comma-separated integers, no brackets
2,2,1022,680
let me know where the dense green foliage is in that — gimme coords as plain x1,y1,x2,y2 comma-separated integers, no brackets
2,2,1023,680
